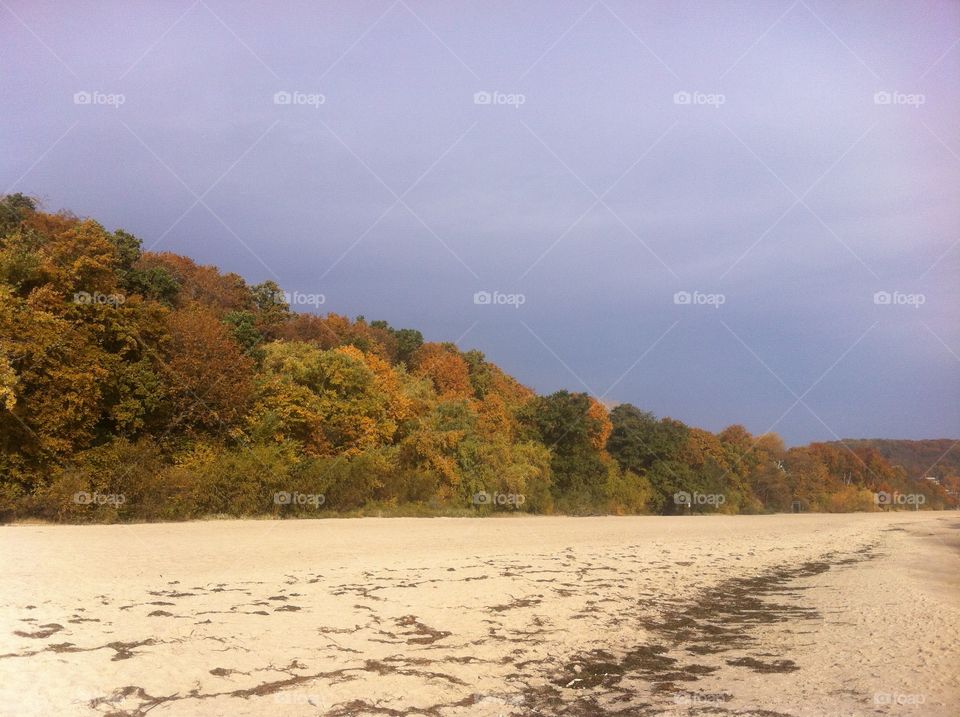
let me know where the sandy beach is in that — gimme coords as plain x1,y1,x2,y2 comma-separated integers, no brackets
1,513,957,716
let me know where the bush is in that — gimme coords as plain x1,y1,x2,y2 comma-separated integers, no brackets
824,486,877,512
606,468,654,514
377,466,440,505
293,449,391,512
185,442,295,517
33,438,168,522
0,467,29,523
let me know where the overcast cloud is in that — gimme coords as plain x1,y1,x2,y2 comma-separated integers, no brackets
2,0,958,444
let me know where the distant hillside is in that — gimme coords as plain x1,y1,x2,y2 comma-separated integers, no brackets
829,440,960,480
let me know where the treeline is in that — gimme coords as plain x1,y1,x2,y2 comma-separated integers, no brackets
826,439,960,483
0,195,954,522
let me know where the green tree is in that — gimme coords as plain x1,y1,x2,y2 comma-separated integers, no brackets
608,404,689,474
522,391,610,511
223,310,266,361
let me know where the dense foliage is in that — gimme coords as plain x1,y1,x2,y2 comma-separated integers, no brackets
0,196,955,522
826,439,960,483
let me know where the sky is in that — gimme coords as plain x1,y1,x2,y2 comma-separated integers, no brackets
2,0,958,445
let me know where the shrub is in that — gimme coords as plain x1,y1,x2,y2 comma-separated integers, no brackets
186,442,295,517
824,485,877,512
33,438,167,522
606,468,654,514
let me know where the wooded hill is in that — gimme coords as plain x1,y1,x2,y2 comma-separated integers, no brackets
826,439,958,481
0,195,954,522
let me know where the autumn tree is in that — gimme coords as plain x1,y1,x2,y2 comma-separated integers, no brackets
163,304,254,432
251,342,410,458
411,343,472,400
139,252,251,314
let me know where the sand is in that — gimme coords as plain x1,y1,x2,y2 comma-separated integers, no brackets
1,512,957,716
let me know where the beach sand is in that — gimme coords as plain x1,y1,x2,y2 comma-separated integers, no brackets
1,512,957,716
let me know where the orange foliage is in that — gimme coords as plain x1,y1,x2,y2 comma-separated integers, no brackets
682,427,730,471
274,313,342,347
140,252,251,315
587,398,612,450
164,303,253,431
411,343,472,399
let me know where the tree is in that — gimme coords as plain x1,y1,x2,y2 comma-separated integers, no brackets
163,304,254,432
223,310,266,361
411,343,472,400
523,391,611,510
139,252,252,314
0,286,109,464
0,193,36,236
251,342,407,457
392,328,424,366
249,280,291,337
607,404,689,475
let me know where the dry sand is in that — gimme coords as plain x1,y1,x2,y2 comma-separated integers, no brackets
1,512,957,716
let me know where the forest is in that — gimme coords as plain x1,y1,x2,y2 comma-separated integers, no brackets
0,194,955,522
826,439,960,482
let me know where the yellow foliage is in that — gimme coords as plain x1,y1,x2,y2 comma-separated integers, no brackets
587,398,612,451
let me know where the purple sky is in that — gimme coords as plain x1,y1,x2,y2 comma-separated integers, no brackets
2,0,958,444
